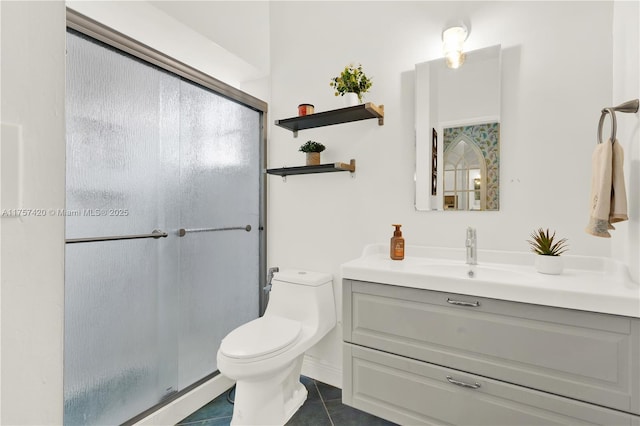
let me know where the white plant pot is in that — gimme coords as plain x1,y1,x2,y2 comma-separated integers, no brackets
343,92,359,107
534,255,564,275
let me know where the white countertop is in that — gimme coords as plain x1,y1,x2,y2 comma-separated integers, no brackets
341,244,640,318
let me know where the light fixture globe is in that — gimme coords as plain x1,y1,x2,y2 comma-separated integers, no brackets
442,25,468,69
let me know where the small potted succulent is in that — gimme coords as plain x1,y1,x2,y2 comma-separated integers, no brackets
527,228,569,275
330,63,372,106
299,140,326,166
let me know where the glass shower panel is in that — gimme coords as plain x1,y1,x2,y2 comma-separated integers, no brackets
64,239,176,426
178,81,261,387
65,31,180,425
65,31,180,240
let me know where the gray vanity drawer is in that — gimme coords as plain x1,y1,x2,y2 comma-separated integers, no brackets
343,279,640,414
343,343,639,426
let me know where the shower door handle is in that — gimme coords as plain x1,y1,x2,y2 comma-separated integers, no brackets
178,225,252,237
66,229,168,244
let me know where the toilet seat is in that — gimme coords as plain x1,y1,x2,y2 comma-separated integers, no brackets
220,316,302,361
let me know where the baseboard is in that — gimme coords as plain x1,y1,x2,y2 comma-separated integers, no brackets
133,374,234,426
301,355,342,389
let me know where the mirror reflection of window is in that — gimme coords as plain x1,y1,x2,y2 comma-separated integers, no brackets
444,138,485,210
442,123,499,211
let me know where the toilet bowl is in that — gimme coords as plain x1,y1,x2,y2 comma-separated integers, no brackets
217,269,336,426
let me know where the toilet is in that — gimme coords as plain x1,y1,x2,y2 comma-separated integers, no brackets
216,269,336,426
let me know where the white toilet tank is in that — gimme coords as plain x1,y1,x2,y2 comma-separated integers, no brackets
265,270,335,334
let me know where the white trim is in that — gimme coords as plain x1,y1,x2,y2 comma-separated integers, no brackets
301,355,342,389
134,375,235,426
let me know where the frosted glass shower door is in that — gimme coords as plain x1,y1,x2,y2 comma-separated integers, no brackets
65,28,265,425
65,32,181,425
178,81,261,387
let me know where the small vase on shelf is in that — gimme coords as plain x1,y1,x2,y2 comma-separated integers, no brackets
299,140,325,166
344,92,359,107
306,152,321,166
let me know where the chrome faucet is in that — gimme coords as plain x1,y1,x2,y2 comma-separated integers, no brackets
465,227,477,265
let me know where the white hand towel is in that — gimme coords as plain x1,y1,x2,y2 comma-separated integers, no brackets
585,139,628,238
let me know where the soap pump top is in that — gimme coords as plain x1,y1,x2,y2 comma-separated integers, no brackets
390,224,405,260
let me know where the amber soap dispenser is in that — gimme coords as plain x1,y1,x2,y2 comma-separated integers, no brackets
390,224,405,260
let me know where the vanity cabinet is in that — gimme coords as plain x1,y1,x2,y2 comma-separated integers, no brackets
342,279,640,425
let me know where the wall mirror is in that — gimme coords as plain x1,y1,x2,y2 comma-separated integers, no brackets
415,45,501,211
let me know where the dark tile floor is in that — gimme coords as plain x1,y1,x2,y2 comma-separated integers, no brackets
177,376,397,426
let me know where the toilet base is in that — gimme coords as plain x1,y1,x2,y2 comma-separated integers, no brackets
230,357,307,426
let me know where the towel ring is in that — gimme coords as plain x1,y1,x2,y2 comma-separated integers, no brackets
597,107,617,144
596,99,639,144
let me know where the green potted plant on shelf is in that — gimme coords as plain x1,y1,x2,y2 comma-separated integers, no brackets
299,140,326,166
527,228,569,275
330,63,372,106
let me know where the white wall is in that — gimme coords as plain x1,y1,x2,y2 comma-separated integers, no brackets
67,1,270,95
0,1,66,424
268,1,618,380
149,1,270,75
612,0,640,282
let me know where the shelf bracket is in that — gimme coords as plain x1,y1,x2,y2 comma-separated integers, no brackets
341,159,356,173
376,105,384,125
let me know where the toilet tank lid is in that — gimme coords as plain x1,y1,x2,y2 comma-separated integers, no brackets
273,270,332,287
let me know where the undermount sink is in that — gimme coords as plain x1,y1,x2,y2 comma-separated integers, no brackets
341,243,640,318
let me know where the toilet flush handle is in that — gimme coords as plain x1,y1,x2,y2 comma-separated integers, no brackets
264,266,279,293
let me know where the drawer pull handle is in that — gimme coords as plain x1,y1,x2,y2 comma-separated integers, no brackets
446,298,480,307
446,376,481,389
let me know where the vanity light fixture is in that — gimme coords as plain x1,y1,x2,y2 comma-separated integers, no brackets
442,25,468,69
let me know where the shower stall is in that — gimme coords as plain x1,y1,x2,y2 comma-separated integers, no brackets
64,15,267,425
